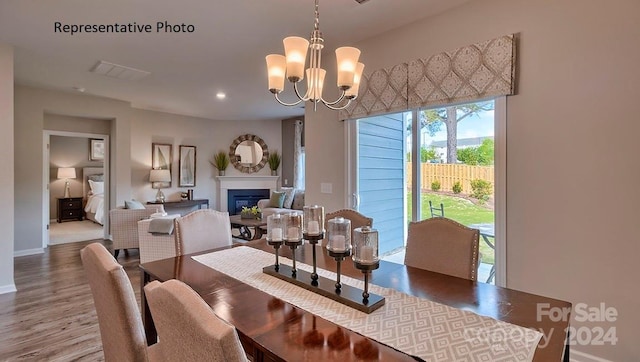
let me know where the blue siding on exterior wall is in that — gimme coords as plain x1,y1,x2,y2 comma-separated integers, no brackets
357,114,405,254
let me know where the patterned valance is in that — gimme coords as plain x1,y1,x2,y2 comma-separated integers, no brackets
339,34,516,120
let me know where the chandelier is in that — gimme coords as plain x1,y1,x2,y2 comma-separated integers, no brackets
266,0,365,111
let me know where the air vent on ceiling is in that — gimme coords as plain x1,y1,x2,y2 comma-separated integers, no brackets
90,60,150,81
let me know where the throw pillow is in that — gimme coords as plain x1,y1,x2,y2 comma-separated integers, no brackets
124,200,146,209
291,190,305,210
269,191,286,208
88,180,104,195
281,187,296,209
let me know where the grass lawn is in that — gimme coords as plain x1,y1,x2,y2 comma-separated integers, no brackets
407,191,495,265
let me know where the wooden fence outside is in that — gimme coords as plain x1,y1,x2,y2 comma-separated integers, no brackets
407,163,494,195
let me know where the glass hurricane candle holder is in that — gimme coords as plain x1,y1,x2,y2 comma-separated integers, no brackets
266,213,284,270
352,226,380,303
303,205,325,237
303,205,325,285
326,217,351,292
283,212,303,276
352,226,379,265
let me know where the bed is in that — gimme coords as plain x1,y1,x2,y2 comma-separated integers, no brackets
83,167,105,225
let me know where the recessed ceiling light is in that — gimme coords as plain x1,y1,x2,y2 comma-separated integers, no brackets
216,92,226,100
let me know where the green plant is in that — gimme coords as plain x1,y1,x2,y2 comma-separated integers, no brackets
431,180,441,191
211,151,229,171
241,205,261,215
268,150,281,171
452,181,463,194
470,179,492,201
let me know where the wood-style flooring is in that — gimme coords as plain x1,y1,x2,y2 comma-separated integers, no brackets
0,240,142,361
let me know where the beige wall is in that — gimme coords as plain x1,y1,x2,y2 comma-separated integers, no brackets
305,0,640,359
0,45,15,291
129,108,281,207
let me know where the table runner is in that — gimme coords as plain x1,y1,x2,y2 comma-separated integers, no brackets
193,246,542,361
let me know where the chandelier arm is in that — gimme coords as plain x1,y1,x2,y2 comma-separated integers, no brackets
322,97,353,111
274,92,304,107
322,90,347,106
293,81,311,102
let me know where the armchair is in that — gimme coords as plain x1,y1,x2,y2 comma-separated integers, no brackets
109,204,165,258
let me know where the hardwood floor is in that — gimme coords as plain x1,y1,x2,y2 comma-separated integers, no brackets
0,240,142,361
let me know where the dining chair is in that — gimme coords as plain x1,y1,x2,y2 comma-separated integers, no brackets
324,209,373,246
144,279,248,362
428,200,445,218
80,242,162,362
404,217,480,281
174,209,233,255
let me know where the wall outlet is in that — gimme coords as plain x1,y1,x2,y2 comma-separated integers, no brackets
320,183,333,194
284,179,288,185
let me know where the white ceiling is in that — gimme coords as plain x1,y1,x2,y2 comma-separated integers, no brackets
0,0,470,121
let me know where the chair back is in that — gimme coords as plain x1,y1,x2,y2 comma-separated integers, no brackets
324,209,373,246
174,209,232,255
404,217,480,281
80,242,149,361
144,279,248,362
429,200,445,218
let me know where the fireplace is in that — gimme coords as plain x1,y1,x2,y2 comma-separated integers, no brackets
227,189,270,215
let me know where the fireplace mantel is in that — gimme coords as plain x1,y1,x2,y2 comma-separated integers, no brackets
216,175,279,212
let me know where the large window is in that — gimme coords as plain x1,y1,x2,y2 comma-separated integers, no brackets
348,98,504,285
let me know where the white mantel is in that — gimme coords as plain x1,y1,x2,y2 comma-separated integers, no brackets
216,175,279,212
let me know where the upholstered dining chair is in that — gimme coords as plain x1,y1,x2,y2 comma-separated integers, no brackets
144,279,248,362
324,209,373,246
174,209,233,255
404,217,480,281
80,242,162,362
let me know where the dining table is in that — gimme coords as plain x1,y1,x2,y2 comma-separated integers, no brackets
139,239,571,361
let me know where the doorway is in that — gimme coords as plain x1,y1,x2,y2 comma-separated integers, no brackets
43,131,110,247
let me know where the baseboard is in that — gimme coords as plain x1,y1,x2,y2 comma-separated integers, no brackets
570,349,613,362
14,248,45,257
0,284,17,294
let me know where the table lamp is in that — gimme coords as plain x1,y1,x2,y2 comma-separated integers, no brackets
57,167,76,198
149,169,171,203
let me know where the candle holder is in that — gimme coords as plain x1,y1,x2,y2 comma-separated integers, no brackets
326,217,351,292
303,205,325,285
266,213,284,271
352,226,380,304
283,212,303,277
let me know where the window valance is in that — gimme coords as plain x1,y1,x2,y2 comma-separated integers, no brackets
339,34,516,120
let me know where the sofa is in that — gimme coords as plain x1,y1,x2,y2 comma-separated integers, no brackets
257,188,304,217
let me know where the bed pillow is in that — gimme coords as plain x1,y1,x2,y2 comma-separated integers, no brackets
124,200,146,209
88,180,104,195
268,191,286,208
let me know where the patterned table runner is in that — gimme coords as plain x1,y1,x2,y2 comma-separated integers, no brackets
193,246,542,361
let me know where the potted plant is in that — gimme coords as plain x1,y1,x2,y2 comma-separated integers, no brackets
268,150,281,176
211,151,229,176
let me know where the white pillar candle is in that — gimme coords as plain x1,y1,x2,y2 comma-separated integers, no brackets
287,227,299,240
271,228,282,242
331,235,346,251
307,220,320,235
360,245,374,263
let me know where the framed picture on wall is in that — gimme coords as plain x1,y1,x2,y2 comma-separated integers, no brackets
89,139,105,161
152,143,172,187
179,145,196,187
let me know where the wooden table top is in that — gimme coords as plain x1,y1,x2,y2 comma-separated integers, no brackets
229,214,267,227
140,240,571,361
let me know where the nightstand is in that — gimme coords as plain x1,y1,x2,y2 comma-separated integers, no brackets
57,197,84,223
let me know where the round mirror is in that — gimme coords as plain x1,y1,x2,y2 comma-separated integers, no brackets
229,134,269,173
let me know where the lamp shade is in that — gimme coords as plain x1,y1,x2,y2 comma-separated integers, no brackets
149,169,171,183
57,167,76,179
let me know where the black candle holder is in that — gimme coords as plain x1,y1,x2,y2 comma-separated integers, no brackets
303,232,324,286
327,249,351,292
284,239,303,277
267,239,283,271
354,261,380,304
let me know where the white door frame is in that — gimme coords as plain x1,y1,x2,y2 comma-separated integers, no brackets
345,98,507,287
43,130,110,248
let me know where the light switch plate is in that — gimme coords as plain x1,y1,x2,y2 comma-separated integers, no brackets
320,183,333,194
